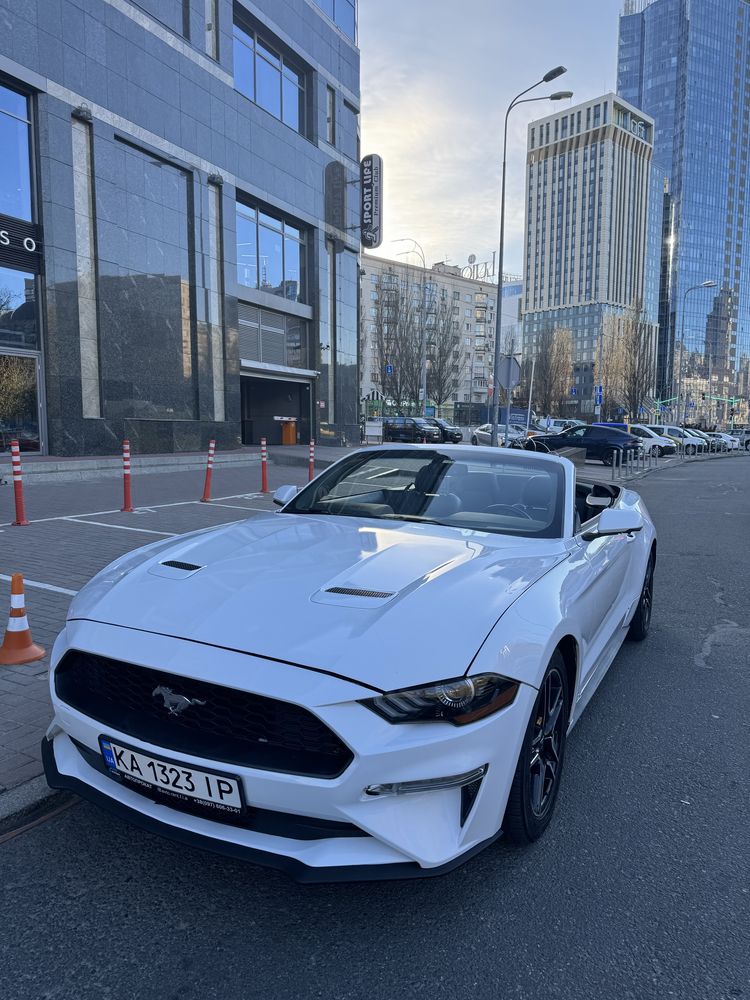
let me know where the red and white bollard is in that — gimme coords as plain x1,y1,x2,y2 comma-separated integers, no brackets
10,441,29,526
308,439,315,482
260,437,269,493
121,439,134,513
200,439,216,502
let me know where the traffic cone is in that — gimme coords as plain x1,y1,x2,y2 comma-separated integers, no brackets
0,574,45,666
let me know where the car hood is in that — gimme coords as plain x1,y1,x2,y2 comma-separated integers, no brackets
68,514,567,691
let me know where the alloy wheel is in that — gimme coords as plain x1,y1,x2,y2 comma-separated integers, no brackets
528,668,565,818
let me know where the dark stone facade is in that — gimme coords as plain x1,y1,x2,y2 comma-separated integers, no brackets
0,0,360,455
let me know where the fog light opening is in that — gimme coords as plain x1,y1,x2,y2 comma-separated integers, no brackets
364,764,488,798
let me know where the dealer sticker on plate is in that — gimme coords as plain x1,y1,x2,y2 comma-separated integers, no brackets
99,738,243,813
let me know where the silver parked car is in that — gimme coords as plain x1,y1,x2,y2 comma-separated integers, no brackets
470,423,527,446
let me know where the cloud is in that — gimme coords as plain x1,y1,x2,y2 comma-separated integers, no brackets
359,0,621,273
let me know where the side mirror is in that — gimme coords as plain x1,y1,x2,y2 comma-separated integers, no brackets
582,506,643,541
273,485,299,507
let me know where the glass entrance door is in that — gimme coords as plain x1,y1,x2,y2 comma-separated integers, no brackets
0,352,42,453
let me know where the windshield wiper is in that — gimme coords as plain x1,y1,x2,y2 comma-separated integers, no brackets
382,514,445,526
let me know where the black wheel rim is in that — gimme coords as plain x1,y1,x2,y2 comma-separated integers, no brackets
528,668,565,818
641,562,653,629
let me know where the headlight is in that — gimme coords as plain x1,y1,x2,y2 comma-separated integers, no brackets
361,674,519,726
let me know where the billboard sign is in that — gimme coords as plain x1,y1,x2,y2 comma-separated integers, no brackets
360,154,383,249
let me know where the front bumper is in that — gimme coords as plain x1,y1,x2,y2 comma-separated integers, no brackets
45,621,535,882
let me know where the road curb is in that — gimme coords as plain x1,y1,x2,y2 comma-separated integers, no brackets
0,773,61,833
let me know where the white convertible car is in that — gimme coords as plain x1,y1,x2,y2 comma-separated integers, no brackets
44,446,656,881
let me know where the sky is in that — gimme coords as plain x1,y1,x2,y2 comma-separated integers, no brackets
359,0,625,277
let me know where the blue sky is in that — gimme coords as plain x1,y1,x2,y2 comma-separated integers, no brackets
359,0,625,275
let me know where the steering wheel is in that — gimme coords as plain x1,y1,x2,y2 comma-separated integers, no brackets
484,503,533,520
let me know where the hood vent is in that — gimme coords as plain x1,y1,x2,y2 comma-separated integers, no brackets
161,560,203,572
325,586,394,599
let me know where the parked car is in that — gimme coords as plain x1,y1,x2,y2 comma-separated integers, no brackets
735,427,750,451
535,418,578,434
646,425,706,454
424,417,463,443
471,423,526,446
537,424,641,465
44,443,656,880
383,416,442,443
595,422,675,457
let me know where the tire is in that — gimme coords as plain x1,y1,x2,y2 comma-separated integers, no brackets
627,553,654,642
657,446,665,458
602,448,615,467
688,444,697,455
471,435,478,446
503,651,569,845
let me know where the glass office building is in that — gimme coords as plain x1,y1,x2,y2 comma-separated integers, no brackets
618,0,750,424
0,0,360,455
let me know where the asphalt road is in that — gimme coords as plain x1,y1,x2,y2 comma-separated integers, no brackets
1,457,748,1000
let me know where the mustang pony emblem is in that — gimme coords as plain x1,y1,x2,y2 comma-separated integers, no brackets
152,685,206,716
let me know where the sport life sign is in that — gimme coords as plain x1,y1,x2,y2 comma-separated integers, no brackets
360,154,383,249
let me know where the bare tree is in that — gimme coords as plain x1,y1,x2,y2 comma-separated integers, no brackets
426,296,462,412
620,301,657,421
0,354,36,426
533,325,572,417
369,275,422,413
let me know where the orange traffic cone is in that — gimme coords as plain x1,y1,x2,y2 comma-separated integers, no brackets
0,574,45,665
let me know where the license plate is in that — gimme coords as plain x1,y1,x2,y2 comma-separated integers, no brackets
99,738,243,814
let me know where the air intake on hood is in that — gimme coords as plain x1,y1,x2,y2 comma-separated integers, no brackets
161,560,203,572
325,586,395,599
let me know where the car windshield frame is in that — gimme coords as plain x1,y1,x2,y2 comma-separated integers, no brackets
281,448,568,539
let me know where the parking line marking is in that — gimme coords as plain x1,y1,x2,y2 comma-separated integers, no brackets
0,493,274,528
0,574,79,596
64,518,177,537
204,502,263,510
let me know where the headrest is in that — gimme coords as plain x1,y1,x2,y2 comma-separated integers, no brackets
522,475,555,507
415,461,448,494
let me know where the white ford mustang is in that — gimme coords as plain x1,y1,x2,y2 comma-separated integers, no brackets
44,445,656,881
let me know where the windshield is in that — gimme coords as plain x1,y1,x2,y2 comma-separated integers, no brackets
283,448,567,539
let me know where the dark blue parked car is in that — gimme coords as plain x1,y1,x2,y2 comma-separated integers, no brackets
535,424,641,465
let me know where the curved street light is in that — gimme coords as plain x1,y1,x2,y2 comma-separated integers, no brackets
675,280,717,425
490,69,573,446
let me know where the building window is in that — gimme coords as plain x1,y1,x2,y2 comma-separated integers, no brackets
238,303,309,369
236,201,306,302
312,0,356,41
0,84,32,222
326,86,336,145
233,22,306,134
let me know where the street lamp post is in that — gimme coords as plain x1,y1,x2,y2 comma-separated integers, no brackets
393,238,427,417
676,280,717,426
489,69,572,447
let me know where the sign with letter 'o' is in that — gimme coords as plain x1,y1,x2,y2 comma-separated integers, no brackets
496,356,521,391
360,154,383,249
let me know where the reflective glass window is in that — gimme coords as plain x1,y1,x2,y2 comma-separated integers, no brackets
256,49,282,120
237,202,306,303
233,21,305,134
233,26,254,101
236,206,258,289
259,221,283,293
0,266,37,350
0,84,32,222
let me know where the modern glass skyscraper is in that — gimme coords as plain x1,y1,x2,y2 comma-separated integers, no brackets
618,0,750,425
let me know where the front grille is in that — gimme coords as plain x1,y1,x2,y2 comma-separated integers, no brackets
325,586,394,599
56,651,353,778
72,739,365,839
